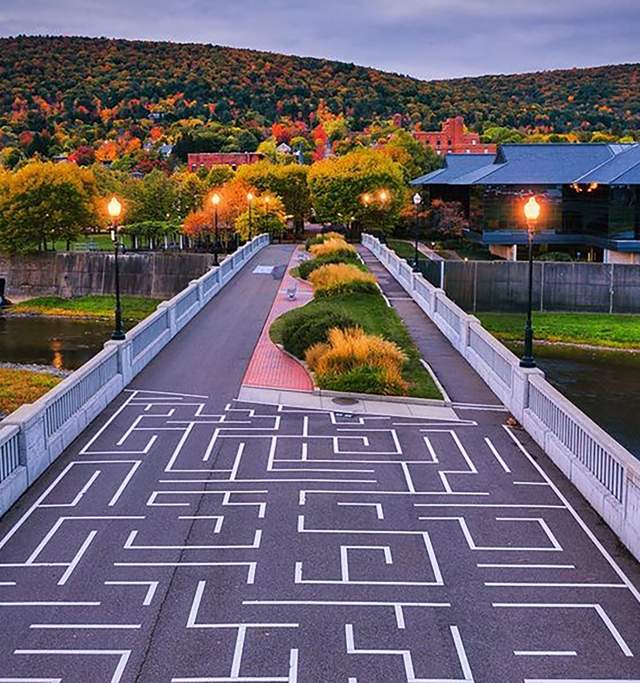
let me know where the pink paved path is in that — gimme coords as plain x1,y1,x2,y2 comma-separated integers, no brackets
242,247,315,391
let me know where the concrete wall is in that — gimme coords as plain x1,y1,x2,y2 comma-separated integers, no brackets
0,251,218,300
439,259,640,313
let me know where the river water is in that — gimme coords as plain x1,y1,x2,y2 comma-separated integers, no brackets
507,342,640,458
0,315,111,370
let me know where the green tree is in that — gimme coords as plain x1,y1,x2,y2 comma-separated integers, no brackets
206,165,234,188
124,168,177,223
308,149,405,236
237,161,310,235
382,129,440,182
0,161,98,253
482,126,525,144
176,172,206,219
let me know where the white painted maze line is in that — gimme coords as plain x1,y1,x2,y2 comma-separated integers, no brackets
504,426,640,606
493,602,633,657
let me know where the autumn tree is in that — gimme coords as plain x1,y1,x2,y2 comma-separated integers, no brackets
308,149,406,235
0,161,98,253
381,129,441,182
428,200,469,240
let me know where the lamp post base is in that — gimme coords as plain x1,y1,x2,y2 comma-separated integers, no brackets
519,356,536,369
111,330,126,341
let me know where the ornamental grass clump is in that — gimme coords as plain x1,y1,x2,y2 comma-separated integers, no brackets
297,252,364,280
304,231,344,250
308,263,377,297
309,237,355,259
305,327,408,395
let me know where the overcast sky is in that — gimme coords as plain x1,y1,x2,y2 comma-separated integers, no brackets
1,0,638,80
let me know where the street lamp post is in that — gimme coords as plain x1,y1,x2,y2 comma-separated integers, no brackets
107,196,125,341
211,192,221,265
247,192,254,241
412,192,422,270
264,195,272,241
520,196,541,368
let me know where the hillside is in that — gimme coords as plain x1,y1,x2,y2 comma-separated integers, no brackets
0,35,639,162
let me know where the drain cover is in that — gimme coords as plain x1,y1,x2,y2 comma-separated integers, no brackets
332,397,359,406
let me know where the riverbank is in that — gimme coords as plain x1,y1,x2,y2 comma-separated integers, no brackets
10,295,161,322
477,312,640,350
0,367,62,417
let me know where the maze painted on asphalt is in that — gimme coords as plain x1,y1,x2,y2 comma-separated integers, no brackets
0,388,639,682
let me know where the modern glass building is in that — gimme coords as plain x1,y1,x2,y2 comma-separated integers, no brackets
411,144,640,263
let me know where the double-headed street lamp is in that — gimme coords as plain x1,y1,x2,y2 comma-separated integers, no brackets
211,192,221,265
520,195,541,368
412,192,422,270
107,196,125,341
247,192,254,241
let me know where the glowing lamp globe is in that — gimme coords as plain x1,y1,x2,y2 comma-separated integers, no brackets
524,196,541,223
107,196,122,219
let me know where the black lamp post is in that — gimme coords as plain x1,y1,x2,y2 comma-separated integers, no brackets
247,192,254,241
520,196,541,368
264,195,272,241
412,192,422,270
211,192,221,265
107,196,125,341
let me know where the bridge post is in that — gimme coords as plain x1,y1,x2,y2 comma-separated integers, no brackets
511,365,544,424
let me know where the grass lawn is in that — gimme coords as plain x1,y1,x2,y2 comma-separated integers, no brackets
270,291,442,399
387,239,417,263
0,368,62,416
52,233,115,252
477,312,640,350
13,295,161,323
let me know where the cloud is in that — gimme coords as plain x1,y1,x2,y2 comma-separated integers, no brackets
0,0,638,80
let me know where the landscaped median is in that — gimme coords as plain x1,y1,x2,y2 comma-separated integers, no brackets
270,233,441,399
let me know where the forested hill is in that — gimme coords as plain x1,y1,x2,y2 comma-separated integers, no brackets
1,35,639,143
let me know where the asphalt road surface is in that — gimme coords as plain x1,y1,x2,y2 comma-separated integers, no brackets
1,244,640,683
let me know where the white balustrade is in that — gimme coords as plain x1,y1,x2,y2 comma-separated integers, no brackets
362,232,640,561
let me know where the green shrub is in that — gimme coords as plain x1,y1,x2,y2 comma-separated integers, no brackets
297,252,363,280
317,365,406,395
539,251,573,262
304,230,344,250
281,309,357,358
313,279,378,298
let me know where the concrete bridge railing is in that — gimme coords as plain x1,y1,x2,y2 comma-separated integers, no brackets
0,233,270,516
363,233,640,562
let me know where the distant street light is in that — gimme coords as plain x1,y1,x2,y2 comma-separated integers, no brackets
107,196,125,341
211,192,221,265
247,192,254,241
263,195,273,241
520,195,541,368
412,192,422,270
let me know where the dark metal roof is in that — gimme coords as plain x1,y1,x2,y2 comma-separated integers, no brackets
412,143,640,186
410,154,494,185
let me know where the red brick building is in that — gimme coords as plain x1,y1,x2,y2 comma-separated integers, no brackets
187,152,264,171
413,117,496,156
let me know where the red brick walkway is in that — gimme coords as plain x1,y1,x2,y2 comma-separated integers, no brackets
242,248,315,391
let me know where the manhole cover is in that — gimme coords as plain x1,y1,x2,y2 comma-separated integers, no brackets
332,397,360,406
